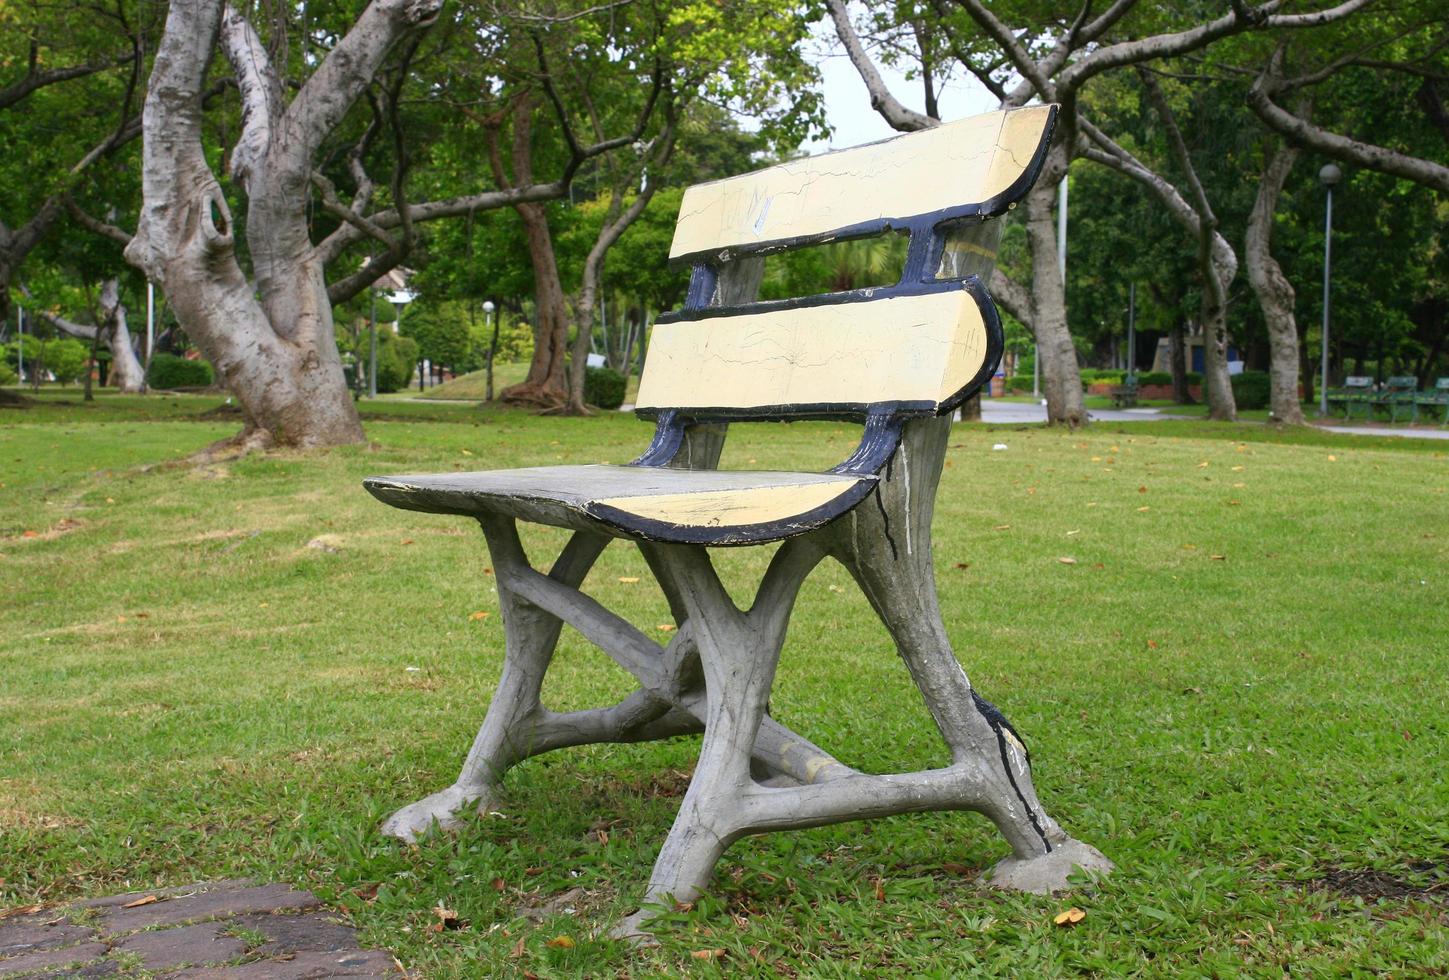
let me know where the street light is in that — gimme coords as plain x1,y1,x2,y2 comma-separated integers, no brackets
385,289,416,388
1318,162,1342,416
482,300,498,402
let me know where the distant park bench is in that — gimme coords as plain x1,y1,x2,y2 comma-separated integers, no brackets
1371,375,1419,423
363,105,1110,935
1415,377,1449,424
1326,376,1374,419
1109,377,1139,409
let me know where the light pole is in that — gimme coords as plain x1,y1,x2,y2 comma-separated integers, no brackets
483,300,497,402
1318,163,1341,416
386,289,415,388
367,287,378,399
15,303,23,383
1126,281,1136,381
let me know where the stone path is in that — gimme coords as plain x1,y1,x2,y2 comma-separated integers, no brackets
0,881,396,978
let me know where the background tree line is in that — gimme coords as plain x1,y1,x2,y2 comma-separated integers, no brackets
1,0,1444,442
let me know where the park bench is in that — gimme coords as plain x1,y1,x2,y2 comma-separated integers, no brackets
1372,375,1418,422
1415,377,1449,425
1109,376,1139,408
364,105,1110,935
1326,375,1373,419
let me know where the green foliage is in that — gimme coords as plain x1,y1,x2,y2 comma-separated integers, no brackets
582,366,626,410
1137,371,1173,385
1230,370,1272,410
5,335,88,384
1005,375,1035,392
0,360,15,385
374,332,419,394
148,353,214,389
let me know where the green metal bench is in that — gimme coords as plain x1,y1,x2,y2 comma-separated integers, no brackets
1372,375,1418,422
1109,377,1139,409
1415,377,1449,425
1326,376,1373,419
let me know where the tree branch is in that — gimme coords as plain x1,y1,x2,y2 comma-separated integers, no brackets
827,0,937,130
0,59,126,111
1248,65,1449,193
282,0,443,177
65,196,134,247
220,5,282,193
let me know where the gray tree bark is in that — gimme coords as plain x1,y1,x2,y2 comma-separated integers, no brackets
123,0,441,449
1245,139,1306,425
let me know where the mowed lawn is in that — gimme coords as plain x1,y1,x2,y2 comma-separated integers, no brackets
2,392,1447,977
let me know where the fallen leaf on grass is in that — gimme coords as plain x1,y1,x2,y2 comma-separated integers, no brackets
0,904,43,920
992,524,1011,531
1137,506,1150,512
873,877,886,902
120,895,159,909
1197,461,1209,469
954,562,970,570
431,906,465,931
656,624,675,632
21,530,38,538
941,862,974,877
510,936,526,958
617,576,640,584
1053,907,1086,927
1147,640,1159,650
468,611,490,621
545,935,575,949
1210,554,1226,561
1057,557,1077,565
353,883,380,902
691,949,726,960
1327,454,1338,462
400,539,414,545
491,877,505,892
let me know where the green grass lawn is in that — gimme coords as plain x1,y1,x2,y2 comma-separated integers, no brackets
3,392,1447,976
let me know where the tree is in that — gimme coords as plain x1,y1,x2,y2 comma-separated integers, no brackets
0,0,148,324
26,279,146,392
829,0,1373,424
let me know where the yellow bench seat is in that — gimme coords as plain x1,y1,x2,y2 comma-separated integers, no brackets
364,465,875,546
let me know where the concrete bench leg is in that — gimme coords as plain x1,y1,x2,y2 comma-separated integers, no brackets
821,417,1112,892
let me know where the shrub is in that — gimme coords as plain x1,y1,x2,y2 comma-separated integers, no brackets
1081,370,1124,388
1231,370,1271,410
583,366,626,409
375,333,419,393
1005,375,1034,392
1136,371,1172,386
0,360,15,385
149,352,215,388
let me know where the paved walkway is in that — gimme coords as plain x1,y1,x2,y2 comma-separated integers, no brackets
978,399,1449,439
0,881,395,978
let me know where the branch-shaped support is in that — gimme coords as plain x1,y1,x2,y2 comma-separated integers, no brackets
383,418,1110,939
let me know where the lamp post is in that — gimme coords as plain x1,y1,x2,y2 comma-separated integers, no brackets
483,300,497,402
385,289,415,388
15,303,23,383
1318,163,1341,416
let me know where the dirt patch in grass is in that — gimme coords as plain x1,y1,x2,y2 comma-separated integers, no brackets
1308,859,1449,903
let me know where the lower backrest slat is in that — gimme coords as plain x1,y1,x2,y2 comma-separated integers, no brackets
635,282,998,421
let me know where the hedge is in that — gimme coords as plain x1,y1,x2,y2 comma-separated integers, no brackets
149,353,215,388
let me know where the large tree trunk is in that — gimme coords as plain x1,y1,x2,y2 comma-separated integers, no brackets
1024,168,1086,426
503,201,571,410
1198,229,1237,422
1169,320,1191,404
1245,140,1305,425
122,0,439,449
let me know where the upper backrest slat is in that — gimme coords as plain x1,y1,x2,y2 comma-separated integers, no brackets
669,106,1055,264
